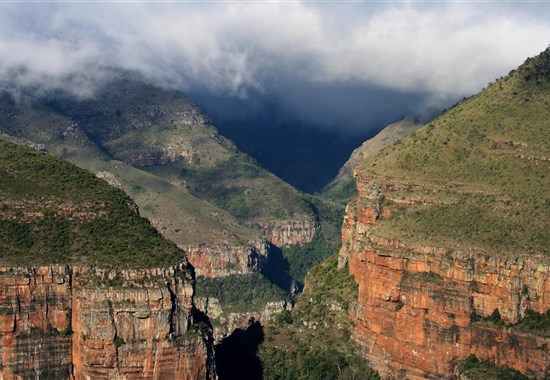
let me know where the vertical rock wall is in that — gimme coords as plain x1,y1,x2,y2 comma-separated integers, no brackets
0,265,215,380
339,175,550,379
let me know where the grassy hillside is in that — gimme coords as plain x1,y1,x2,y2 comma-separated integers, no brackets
361,48,550,255
39,72,314,227
0,140,182,268
0,95,259,248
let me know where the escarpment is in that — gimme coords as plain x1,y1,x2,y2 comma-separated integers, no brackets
0,265,215,380
340,175,550,379
185,240,269,278
339,49,550,379
0,140,215,379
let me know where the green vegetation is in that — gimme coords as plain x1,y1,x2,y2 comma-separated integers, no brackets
148,151,311,223
512,309,550,337
113,336,125,348
259,255,379,380
195,272,290,313
456,355,529,380
281,232,338,284
471,308,550,338
365,48,550,256
321,117,421,206
0,140,182,268
320,177,357,207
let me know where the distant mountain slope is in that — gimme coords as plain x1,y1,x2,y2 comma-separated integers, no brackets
0,89,258,251
322,116,421,204
339,48,550,379
0,69,342,287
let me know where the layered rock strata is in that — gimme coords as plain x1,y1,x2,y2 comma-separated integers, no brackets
195,297,291,342
185,240,269,278
259,219,317,247
0,265,215,379
339,175,550,379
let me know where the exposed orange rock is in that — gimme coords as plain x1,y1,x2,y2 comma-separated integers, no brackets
183,217,317,279
339,176,550,379
0,265,215,379
185,240,269,278
259,218,317,247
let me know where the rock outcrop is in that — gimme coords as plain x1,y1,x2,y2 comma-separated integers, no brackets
195,297,291,342
185,240,269,278
0,264,215,379
339,175,550,379
259,218,317,247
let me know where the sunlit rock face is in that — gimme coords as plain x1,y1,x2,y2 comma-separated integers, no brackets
339,175,550,379
0,265,215,380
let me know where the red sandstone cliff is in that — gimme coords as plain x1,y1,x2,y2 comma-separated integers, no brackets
185,240,269,278
0,264,215,379
339,174,550,379
182,218,317,278
258,218,317,248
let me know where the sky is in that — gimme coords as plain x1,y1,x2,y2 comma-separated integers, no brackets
1,1,549,134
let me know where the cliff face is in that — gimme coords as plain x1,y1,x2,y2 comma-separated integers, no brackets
339,175,550,379
338,49,550,379
259,219,317,247
185,240,269,278
0,265,215,379
195,297,291,342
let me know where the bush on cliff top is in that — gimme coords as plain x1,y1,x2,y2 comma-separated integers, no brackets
457,354,529,380
195,272,290,313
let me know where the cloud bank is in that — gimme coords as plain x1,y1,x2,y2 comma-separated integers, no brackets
0,2,549,131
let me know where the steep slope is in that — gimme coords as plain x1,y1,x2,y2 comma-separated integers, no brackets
0,71,327,281
259,254,381,380
0,140,215,379
0,92,262,276
42,71,318,245
322,117,421,204
339,49,550,379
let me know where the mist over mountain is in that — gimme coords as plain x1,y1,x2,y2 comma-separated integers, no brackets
1,2,549,191
187,84,431,191
1,3,548,121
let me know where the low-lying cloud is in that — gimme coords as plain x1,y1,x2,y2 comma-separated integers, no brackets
1,2,549,131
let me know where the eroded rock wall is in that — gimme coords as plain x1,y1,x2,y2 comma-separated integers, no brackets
339,175,550,379
0,265,215,380
185,240,269,278
259,218,317,247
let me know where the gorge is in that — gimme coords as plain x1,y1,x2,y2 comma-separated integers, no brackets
0,47,549,380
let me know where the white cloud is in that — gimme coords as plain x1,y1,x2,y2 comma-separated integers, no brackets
0,2,548,109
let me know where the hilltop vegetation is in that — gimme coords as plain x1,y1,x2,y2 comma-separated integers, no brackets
363,48,550,255
0,140,182,268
